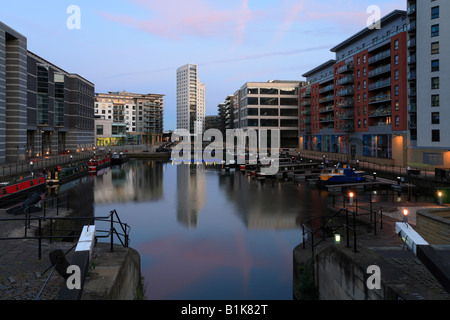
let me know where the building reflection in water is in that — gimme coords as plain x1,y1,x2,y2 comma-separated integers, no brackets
218,171,331,230
176,164,206,229
94,160,164,204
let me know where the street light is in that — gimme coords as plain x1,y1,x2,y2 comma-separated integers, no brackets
403,209,409,223
373,172,377,180
349,192,355,206
334,234,341,244
438,191,443,206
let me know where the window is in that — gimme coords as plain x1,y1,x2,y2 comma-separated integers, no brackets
394,55,399,65
395,100,400,111
432,60,439,72
431,42,439,54
432,77,439,89
394,40,399,50
395,116,400,126
431,24,439,37
395,85,399,96
431,6,439,19
260,88,278,95
96,125,103,135
395,70,399,81
432,95,440,107
432,130,440,142
432,112,440,124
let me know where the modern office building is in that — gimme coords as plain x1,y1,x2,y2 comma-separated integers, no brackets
176,64,205,134
94,91,164,145
0,21,95,164
299,10,410,165
407,0,450,167
234,80,301,150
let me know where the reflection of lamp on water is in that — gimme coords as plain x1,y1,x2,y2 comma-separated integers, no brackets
403,209,409,223
438,191,443,206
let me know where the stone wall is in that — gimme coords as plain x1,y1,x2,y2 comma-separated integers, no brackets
416,209,450,245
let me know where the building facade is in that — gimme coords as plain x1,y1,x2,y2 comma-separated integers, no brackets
176,64,205,134
0,22,95,164
234,80,301,150
94,91,164,145
407,0,450,167
299,10,410,165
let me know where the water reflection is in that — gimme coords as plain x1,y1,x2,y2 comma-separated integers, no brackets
91,161,332,300
176,164,206,229
94,161,164,204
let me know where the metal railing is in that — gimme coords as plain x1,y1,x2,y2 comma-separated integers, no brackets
0,202,130,260
302,192,385,255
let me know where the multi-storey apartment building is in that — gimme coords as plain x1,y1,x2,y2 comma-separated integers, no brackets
234,80,301,150
299,10,410,165
176,64,205,134
407,0,450,167
0,22,95,164
217,95,235,134
94,91,164,145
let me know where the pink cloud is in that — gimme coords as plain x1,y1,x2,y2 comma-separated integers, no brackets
99,0,253,45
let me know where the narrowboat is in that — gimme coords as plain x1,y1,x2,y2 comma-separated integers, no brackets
46,162,89,185
318,164,366,185
0,174,46,208
88,155,112,173
111,152,129,165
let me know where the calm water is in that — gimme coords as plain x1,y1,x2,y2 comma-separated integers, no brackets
89,160,333,300
55,159,434,300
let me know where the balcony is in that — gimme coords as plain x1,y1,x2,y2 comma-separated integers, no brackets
407,20,416,32
301,99,311,107
408,38,416,48
408,71,416,81
368,78,391,91
368,64,391,78
337,99,354,108
408,54,416,65
319,116,334,123
368,49,391,65
407,4,416,16
408,88,416,97
319,84,334,95
340,124,355,132
338,87,354,97
301,119,311,124
338,112,354,120
319,106,335,114
319,95,335,104
369,107,391,117
338,62,354,74
338,75,354,86
300,89,311,98
408,121,417,129
301,109,311,116
301,125,311,133
369,93,391,104
408,103,416,113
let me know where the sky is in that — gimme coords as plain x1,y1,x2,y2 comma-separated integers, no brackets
1,0,406,131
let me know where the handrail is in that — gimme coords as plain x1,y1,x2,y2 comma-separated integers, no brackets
0,208,130,260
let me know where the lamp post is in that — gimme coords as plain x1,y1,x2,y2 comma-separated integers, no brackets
438,191,443,206
403,209,409,223
373,172,377,181
29,161,34,176
349,192,354,206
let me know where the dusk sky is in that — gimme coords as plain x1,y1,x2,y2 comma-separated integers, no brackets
1,0,405,131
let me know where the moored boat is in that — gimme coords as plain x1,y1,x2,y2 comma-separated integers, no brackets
318,164,366,185
88,155,112,173
0,174,46,208
111,152,129,165
46,162,89,185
